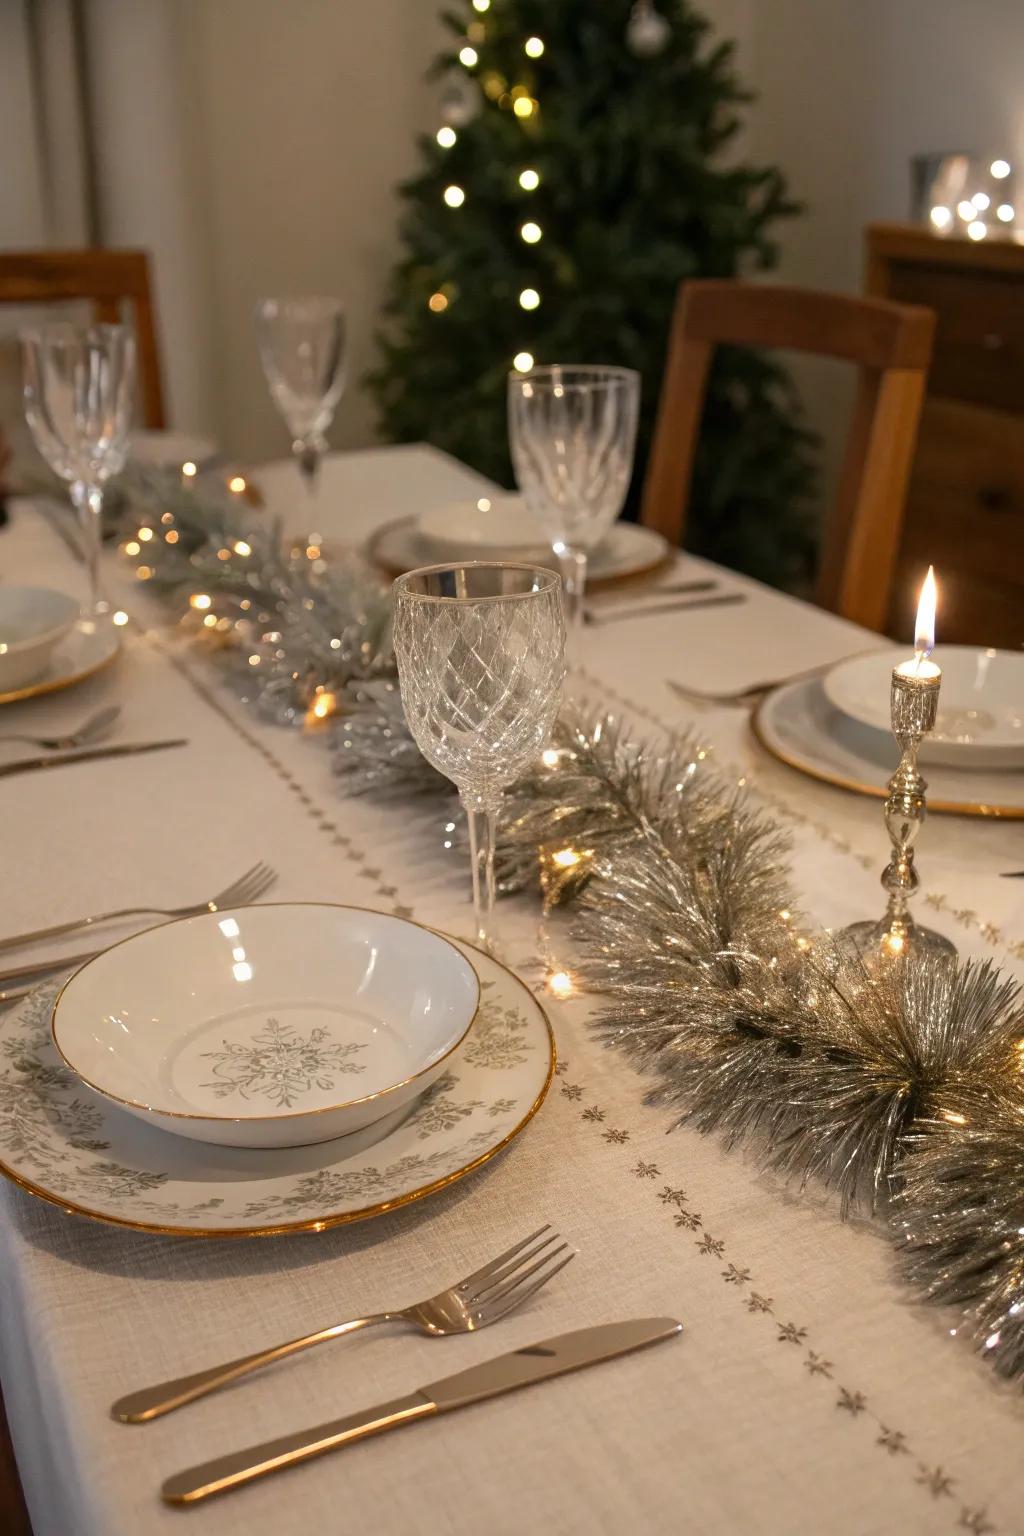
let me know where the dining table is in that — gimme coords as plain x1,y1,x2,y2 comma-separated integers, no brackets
0,442,1022,1536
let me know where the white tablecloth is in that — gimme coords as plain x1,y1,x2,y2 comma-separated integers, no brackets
1,446,1022,1536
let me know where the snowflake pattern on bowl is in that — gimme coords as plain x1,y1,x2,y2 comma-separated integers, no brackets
200,1017,368,1109
0,938,554,1235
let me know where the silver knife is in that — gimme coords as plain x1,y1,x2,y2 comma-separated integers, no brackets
161,1317,683,1505
584,592,745,627
0,739,187,780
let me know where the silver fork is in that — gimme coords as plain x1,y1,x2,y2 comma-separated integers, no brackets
0,862,277,956
111,1224,574,1423
0,704,121,752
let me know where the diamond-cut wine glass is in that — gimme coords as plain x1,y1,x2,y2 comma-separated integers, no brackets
22,323,135,616
508,364,640,639
393,563,566,951
255,296,346,500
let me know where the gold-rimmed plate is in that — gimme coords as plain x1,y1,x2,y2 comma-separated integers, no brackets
0,936,554,1237
366,515,672,591
0,618,120,706
752,678,1024,819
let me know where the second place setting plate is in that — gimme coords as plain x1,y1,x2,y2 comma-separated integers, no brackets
0,938,554,1236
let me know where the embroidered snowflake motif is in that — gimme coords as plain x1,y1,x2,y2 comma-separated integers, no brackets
560,1083,583,1101
804,1352,832,1378
697,1234,725,1257
777,1321,807,1345
554,1060,569,1075
877,1427,909,1456
632,1160,660,1179
486,1097,517,1118
721,1263,751,1285
837,1388,867,1416
200,1018,367,1109
581,1106,605,1123
602,1128,630,1144
916,1465,954,1499
958,1509,994,1534
658,1186,688,1207
674,1210,702,1231
746,1292,773,1313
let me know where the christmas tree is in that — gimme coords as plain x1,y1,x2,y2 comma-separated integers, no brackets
369,0,818,590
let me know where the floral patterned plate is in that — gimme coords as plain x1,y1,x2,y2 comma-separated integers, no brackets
0,940,554,1237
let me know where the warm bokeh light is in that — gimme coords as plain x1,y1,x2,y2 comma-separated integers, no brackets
190,593,213,611
525,36,544,57
519,168,540,190
459,45,478,67
514,350,535,372
137,526,154,542
541,747,559,766
973,191,991,211
997,203,1016,222
234,540,252,557
181,460,197,478
428,291,449,312
436,126,457,148
444,185,466,207
520,221,542,242
513,96,535,118
112,610,129,626
472,0,490,11
228,475,247,493
957,199,976,220
929,205,951,229
967,219,987,240
548,971,575,1000
124,540,140,557
991,159,1011,178
552,848,581,868
519,287,540,309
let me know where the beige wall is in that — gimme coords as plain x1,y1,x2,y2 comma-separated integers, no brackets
179,0,443,463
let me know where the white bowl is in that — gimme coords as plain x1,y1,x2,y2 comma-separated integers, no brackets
824,646,1024,769
0,587,79,692
415,495,552,563
51,904,480,1149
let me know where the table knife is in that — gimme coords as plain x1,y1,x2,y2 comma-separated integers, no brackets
161,1316,683,1505
583,592,745,627
0,739,187,780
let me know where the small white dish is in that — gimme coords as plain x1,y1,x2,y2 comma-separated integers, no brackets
51,904,480,1150
0,587,79,692
416,494,550,563
0,616,121,706
824,646,1024,769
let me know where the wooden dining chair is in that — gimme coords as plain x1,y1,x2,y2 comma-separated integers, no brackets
0,249,166,430
641,280,936,632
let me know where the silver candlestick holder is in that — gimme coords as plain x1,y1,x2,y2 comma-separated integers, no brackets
838,662,956,965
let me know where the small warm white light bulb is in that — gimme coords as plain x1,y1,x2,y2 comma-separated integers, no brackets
472,0,490,10
548,971,574,999
436,126,457,148
513,350,535,372
957,199,977,220
967,219,987,240
520,221,542,243
519,168,540,190
190,593,213,611
228,475,247,494
181,460,197,478
541,747,559,767
519,287,540,309
929,204,952,229
525,36,544,57
997,203,1016,222
991,159,1011,179
459,45,478,67
973,191,991,211
124,540,141,557
428,291,449,312
513,96,535,118
112,610,129,627
444,184,465,207
233,540,252,557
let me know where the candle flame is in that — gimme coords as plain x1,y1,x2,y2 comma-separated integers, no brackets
914,566,937,659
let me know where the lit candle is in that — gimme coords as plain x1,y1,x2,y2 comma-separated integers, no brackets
895,566,940,682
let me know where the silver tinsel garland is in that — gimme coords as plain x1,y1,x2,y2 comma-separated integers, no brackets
114,473,1024,1387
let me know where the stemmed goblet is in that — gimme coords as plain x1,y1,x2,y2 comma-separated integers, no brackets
393,563,566,952
508,364,640,640
22,323,136,616
255,297,345,500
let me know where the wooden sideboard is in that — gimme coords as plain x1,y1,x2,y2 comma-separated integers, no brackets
866,224,1024,647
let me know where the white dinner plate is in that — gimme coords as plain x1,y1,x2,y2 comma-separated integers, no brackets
0,616,121,706
753,678,1024,819
368,515,670,590
51,905,481,1150
824,646,1024,769
0,939,554,1235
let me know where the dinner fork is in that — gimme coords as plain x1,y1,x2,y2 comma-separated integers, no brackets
0,862,277,955
0,704,120,752
111,1224,574,1423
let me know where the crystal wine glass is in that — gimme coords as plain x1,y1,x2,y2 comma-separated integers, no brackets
393,563,566,952
508,364,640,639
22,323,135,616
255,297,346,499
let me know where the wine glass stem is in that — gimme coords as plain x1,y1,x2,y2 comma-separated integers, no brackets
462,794,498,952
70,480,106,612
558,546,588,641
295,441,320,500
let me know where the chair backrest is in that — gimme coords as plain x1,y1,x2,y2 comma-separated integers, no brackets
0,249,165,430
641,280,936,631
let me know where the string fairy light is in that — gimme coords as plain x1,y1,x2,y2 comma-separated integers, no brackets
520,221,542,243
513,350,535,372
436,126,457,148
519,168,540,190
519,287,541,309
459,45,478,67
525,36,544,57
513,96,535,118
444,185,466,207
